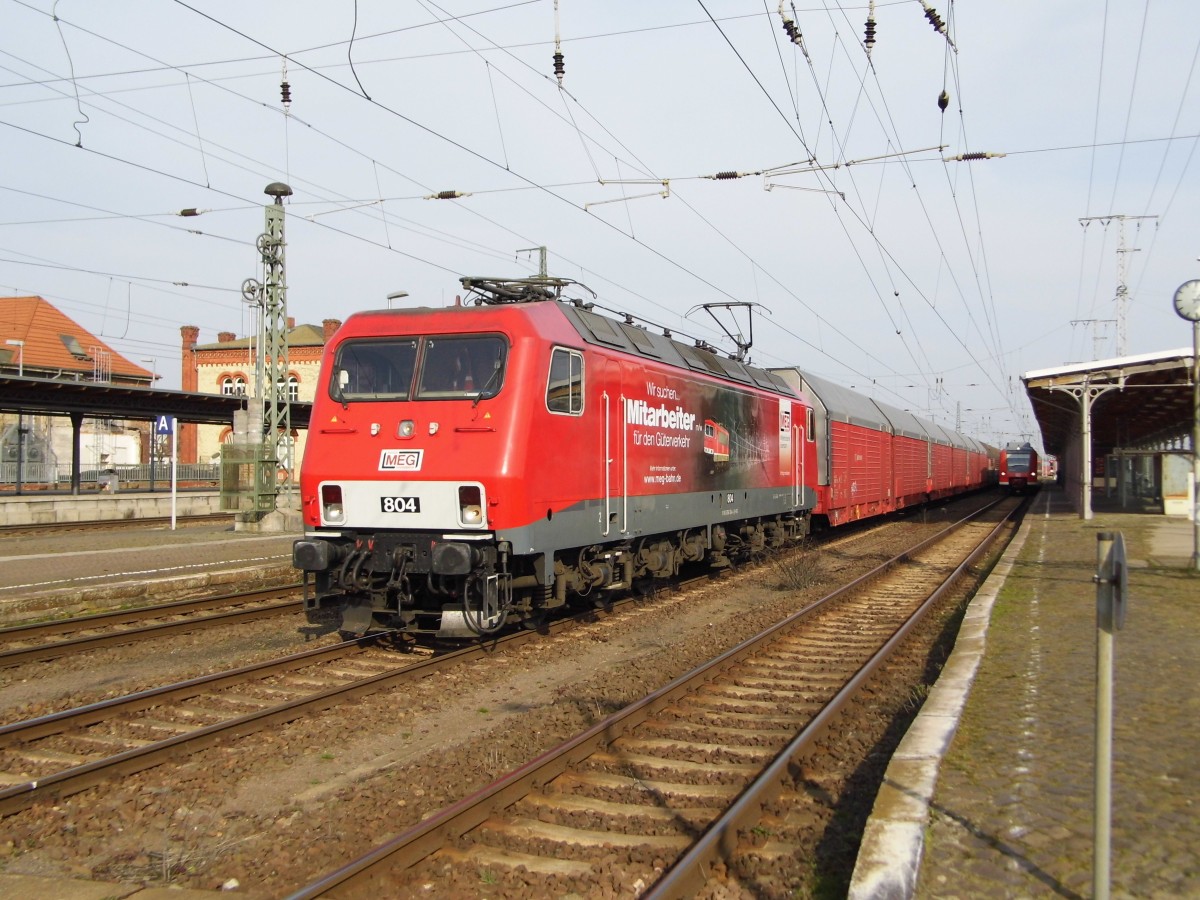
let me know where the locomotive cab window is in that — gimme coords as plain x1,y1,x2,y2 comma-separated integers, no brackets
546,347,584,415
416,334,507,400
334,339,417,401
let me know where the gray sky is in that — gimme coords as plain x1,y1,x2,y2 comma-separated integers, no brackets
2,0,1197,450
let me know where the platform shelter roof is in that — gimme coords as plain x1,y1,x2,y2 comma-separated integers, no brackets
1022,347,1195,459
0,376,310,428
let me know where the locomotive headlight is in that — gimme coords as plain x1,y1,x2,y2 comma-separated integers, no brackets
398,420,416,438
458,485,483,526
321,484,345,524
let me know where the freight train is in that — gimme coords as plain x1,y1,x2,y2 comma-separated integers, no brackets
999,441,1040,493
292,277,997,638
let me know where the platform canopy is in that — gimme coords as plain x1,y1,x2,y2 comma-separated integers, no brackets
1022,347,1195,459
0,375,311,428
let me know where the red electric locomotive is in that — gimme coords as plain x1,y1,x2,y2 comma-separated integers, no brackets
293,277,816,637
999,441,1040,493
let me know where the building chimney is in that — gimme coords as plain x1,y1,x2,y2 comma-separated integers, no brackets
217,331,235,343
322,319,342,342
287,317,295,330
179,325,200,465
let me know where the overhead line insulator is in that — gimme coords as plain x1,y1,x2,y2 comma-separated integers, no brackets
280,59,292,114
781,16,803,47
943,151,1006,162
553,50,565,84
922,1,946,34
424,190,471,200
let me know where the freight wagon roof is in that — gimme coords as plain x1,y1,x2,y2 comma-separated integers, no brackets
868,397,929,442
558,304,796,396
962,435,989,456
925,421,972,450
775,369,892,432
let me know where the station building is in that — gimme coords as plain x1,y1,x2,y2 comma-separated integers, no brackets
178,318,340,467
1,295,153,483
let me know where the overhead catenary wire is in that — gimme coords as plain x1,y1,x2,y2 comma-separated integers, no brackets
2,0,984,412
1,2,1192,436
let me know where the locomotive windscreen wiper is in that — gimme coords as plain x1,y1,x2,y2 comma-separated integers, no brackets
472,361,503,407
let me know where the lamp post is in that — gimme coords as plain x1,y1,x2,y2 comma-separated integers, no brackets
387,290,409,309
140,358,157,389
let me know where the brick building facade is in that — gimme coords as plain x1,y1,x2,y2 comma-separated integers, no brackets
179,319,341,468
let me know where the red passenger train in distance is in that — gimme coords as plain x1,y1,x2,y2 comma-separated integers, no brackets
999,441,1040,493
292,276,997,639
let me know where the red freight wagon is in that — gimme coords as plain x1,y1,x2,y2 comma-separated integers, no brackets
872,399,934,510
926,426,955,499
963,437,997,489
772,368,992,523
771,370,895,526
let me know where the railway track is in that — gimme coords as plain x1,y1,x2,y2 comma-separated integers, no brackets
0,585,304,668
0,492,1007,829
287,495,1023,898
0,594,645,818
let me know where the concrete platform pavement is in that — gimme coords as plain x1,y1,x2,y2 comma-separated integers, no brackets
850,487,1200,899
0,519,300,624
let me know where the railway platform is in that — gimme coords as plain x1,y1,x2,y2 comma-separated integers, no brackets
851,485,1199,898
0,489,224,527
0,497,299,625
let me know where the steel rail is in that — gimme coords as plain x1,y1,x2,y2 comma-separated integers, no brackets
0,587,304,668
0,584,304,643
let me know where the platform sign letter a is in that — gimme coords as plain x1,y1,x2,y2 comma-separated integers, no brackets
155,415,176,435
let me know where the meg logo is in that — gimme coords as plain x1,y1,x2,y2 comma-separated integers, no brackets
379,449,423,471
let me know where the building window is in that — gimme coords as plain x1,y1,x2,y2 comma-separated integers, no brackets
276,374,299,402
221,375,247,396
